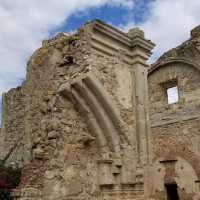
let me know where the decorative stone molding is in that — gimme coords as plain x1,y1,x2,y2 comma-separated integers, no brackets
59,72,123,157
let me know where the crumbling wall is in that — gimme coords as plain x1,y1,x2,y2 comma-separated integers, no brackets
8,30,119,199
86,52,137,150
16,32,102,199
0,87,29,166
148,29,200,199
0,127,3,159
149,62,200,127
3,20,154,200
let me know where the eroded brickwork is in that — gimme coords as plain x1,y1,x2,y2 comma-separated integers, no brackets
148,26,200,199
0,21,154,200
0,87,30,165
0,20,200,200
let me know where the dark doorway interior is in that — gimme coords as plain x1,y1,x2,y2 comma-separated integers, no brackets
165,183,180,200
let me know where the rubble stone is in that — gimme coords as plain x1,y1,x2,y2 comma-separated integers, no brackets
0,20,200,200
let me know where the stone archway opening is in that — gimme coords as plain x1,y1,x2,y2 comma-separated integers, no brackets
165,183,180,200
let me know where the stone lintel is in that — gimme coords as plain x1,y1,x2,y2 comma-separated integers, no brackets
160,159,178,164
97,159,113,164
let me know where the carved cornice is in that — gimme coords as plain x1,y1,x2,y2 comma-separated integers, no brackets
83,20,155,66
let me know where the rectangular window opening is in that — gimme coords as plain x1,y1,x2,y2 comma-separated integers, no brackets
160,79,179,105
165,183,180,200
167,86,179,104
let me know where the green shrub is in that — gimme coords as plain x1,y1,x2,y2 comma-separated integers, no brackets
0,160,22,199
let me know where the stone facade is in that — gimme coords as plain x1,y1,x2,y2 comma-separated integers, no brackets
0,20,200,199
148,25,200,199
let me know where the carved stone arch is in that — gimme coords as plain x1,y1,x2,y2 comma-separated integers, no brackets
58,72,127,159
148,58,200,75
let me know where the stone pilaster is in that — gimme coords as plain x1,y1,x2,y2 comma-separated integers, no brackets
128,28,155,199
128,28,155,166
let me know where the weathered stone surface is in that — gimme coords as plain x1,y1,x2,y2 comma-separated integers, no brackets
1,20,200,200
148,26,200,199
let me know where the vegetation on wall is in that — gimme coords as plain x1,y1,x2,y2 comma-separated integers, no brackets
0,139,22,199
0,160,22,199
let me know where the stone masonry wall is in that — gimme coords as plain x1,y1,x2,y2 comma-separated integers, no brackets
20,32,101,199
3,20,200,200
148,60,200,199
0,87,29,166
2,20,154,200
10,26,141,199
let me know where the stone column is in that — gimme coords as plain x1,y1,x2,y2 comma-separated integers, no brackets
128,28,155,199
128,28,155,166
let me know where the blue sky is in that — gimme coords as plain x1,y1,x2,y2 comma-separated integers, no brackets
0,0,200,123
53,0,154,33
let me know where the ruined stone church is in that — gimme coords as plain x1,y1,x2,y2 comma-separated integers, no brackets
0,20,200,199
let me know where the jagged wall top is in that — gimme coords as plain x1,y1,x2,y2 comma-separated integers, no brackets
150,25,200,73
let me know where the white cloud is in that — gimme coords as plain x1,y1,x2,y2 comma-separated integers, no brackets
1,0,200,113
0,0,134,97
122,0,200,61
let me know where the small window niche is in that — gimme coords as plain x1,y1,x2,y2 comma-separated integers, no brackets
163,80,179,104
167,86,179,104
